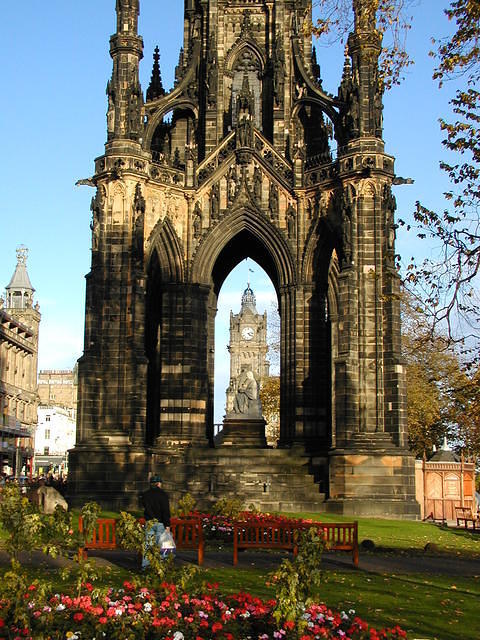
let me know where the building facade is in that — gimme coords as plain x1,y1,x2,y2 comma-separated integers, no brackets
69,0,419,517
34,406,76,477
0,247,40,476
38,368,78,413
35,368,78,475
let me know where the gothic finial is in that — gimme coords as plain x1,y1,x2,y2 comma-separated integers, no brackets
147,46,166,102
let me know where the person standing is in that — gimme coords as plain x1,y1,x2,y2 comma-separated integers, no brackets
141,474,171,569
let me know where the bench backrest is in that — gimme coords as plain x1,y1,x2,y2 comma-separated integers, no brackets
79,517,117,550
234,521,299,549
308,522,358,551
171,517,204,548
79,516,204,551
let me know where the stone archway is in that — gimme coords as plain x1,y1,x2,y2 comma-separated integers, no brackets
191,208,302,446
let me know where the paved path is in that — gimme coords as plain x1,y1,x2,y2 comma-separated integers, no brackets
2,548,479,577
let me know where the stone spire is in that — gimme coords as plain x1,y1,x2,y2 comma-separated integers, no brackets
146,46,166,102
5,246,35,310
347,0,383,140
107,0,144,143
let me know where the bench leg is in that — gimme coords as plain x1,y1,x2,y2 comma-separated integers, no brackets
198,544,204,567
353,546,359,568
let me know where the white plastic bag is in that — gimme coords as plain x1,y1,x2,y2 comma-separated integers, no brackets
159,529,176,558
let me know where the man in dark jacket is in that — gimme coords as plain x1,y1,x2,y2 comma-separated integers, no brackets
141,475,171,569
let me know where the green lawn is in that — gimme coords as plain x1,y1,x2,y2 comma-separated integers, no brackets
286,511,480,557
197,567,480,640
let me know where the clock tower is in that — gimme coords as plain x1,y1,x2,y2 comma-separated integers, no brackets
225,284,269,415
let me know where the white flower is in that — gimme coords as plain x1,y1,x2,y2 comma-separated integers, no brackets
144,602,152,612
173,633,185,640
56,604,66,611
115,608,123,616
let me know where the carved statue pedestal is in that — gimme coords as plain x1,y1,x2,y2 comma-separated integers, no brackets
219,417,267,448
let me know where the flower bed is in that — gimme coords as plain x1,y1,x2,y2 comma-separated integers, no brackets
193,511,312,543
0,581,407,640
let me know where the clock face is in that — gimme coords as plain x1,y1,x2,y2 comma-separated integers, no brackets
241,327,255,340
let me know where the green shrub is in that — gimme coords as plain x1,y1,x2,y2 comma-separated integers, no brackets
173,492,197,516
270,526,325,626
0,484,45,560
212,496,244,519
79,501,102,541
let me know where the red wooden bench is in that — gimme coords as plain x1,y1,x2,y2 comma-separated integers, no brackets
455,506,478,530
79,516,205,565
233,520,358,567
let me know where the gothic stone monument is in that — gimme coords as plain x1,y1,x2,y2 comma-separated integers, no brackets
68,0,419,517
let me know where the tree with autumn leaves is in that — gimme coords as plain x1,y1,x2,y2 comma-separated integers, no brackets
402,297,480,461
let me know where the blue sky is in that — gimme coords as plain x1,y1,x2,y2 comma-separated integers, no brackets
0,2,455,421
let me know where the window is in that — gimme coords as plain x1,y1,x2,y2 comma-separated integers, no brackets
45,415,51,422
43,447,50,456
45,429,50,440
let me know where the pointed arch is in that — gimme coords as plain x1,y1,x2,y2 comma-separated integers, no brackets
146,217,185,283
191,208,296,292
225,40,266,74
144,100,199,153
302,215,339,285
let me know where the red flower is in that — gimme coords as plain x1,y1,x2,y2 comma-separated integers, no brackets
0,619,5,628
211,621,223,633
73,613,84,622
99,616,108,624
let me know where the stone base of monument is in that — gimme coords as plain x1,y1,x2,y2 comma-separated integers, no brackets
219,417,267,448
